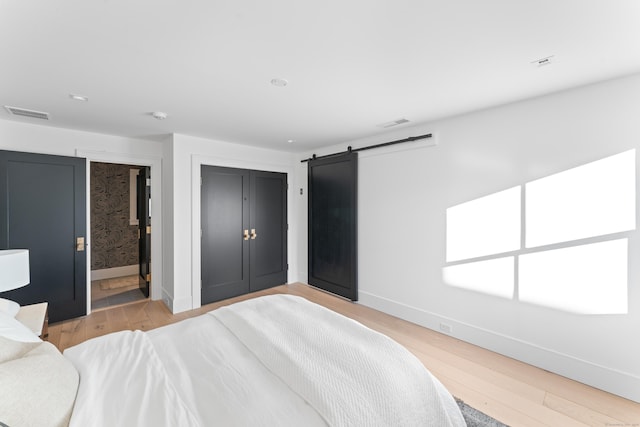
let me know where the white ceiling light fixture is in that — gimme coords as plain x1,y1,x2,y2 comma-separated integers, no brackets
287,139,295,144
151,111,168,120
69,94,88,102
270,78,288,87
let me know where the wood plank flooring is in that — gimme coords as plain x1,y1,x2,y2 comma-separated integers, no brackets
91,275,146,310
48,282,640,427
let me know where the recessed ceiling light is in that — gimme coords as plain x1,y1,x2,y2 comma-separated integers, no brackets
69,94,88,102
377,118,410,128
151,111,168,120
271,78,288,87
287,139,295,144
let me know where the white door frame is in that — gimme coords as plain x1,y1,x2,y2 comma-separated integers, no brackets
76,150,163,314
191,154,293,309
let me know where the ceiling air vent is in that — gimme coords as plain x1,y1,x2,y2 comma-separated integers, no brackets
4,105,50,120
531,55,554,67
377,118,410,128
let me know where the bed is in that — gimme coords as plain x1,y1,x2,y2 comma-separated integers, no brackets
0,294,465,427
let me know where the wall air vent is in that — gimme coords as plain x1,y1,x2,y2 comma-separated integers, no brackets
4,105,50,120
377,118,410,128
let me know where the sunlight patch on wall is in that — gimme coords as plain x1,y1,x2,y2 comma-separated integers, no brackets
443,257,514,299
443,149,635,314
526,150,636,248
446,186,520,262
519,239,628,314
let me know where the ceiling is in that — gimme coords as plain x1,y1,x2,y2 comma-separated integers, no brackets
1,1,639,152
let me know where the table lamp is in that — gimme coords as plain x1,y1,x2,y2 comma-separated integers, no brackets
0,249,30,317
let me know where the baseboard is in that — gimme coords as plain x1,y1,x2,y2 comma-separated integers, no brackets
161,289,192,314
91,265,138,281
358,290,640,403
161,289,173,312
297,270,308,284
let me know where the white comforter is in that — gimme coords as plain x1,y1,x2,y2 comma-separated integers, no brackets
64,295,465,427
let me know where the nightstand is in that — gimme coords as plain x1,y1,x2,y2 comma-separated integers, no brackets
16,302,49,340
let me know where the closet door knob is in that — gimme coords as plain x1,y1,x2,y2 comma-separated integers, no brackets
250,229,257,240
243,229,250,240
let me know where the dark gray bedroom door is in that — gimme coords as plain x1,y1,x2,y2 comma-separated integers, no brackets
0,150,87,323
308,152,358,301
201,166,287,304
249,170,288,291
137,166,151,298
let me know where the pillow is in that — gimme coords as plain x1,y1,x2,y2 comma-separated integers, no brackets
0,340,79,427
0,310,41,343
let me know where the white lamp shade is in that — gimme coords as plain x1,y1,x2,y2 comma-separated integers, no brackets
0,249,30,292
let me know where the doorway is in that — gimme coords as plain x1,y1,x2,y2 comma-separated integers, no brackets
90,162,150,310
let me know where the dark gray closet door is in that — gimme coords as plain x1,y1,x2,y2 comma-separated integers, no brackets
201,166,287,304
201,166,250,304
0,150,87,322
249,171,287,292
308,153,358,301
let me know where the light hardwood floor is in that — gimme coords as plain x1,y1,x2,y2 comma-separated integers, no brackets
48,282,639,427
91,275,147,310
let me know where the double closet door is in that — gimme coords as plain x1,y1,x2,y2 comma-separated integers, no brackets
201,166,287,304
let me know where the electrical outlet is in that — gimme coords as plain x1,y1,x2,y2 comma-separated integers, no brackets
439,323,452,334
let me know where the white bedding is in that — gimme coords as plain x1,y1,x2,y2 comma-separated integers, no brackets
64,295,465,427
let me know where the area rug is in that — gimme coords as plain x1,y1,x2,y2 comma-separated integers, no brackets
455,397,509,427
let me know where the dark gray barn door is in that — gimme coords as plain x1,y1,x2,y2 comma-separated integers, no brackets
308,152,358,301
201,166,287,304
0,150,86,322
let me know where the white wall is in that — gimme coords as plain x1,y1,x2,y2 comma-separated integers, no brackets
0,121,300,317
161,135,176,310
296,73,640,402
162,134,298,312
0,120,165,311
0,120,163,158
4,73,639,402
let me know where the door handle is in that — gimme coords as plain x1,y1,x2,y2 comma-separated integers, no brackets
243,229,250,241
250,229,257,240
76,237,85,252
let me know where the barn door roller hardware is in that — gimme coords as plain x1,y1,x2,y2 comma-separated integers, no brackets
300,133,432,163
